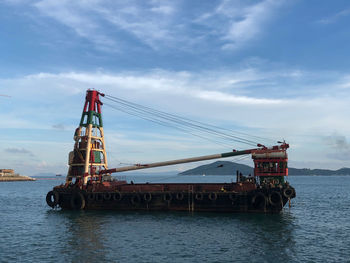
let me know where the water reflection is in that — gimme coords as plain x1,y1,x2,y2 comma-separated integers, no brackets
46,210,109,262
185,210,297,263
45,209,297,263
236,212,297,262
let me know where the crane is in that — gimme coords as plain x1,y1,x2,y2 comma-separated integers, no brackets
47,90,295,213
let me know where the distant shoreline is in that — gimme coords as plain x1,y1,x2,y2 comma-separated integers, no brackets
179,174,350,176
0,175,36,182
179,160,350,176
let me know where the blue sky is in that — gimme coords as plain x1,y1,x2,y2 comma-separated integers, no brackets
1,0,350,175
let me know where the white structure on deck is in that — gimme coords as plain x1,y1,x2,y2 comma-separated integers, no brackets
0,169,16,176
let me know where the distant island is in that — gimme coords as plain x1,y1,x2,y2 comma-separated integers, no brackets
179,161,350,176
0,169,35,182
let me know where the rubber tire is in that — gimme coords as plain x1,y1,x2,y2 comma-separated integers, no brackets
163,193,172,202
269,191,282,207
251,192,266,209
195,193,203,201
143,193,152,202
87,193,95,201
208,192,217,201
229,193,237,201
46,191,59,208
70,192,85,210
113,192,122,201
176,192,184,201
96,193,103,202
131,194,141,205
103,192,112,201
283,187,295,199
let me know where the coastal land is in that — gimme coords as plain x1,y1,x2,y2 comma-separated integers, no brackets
0,175,35,182
179,161,350,176
0,169,35,182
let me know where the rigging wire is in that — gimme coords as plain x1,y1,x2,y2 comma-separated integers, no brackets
104,102,237,148
203,125,276,145
230,154,251,163
104,102,233,148
104,102,241,148
105,94,275,143
104,95,261,147
104,95,259,145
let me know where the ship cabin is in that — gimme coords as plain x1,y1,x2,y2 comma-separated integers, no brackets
252,147,288,186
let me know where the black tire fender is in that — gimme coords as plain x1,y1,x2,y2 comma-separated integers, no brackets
70,192,85,210
208,192,217,201
176,192,184,200
96,193,103,202
251,192,266,209
269,191,282,207
163,193,172,202
103,192,112,201
283,187,295,199
229,193,237,201
87,193,95,201
131,194,141,205
46,191,59,208
143,193,152,202
195,193,203,201
113,191,122,201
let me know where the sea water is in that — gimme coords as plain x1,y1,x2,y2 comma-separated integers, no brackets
0,175,349,262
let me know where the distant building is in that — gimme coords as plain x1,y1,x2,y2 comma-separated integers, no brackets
0,169,15,176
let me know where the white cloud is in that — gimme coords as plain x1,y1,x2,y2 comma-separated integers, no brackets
194,90,283,105
5,147,34,155
317,8,350,25
196,0,284,50
6,0,285,52
94,2,178,50
34,0,118,51
21,70,286,106
33,0,179,50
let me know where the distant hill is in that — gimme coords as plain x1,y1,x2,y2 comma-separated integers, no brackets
288,167,350,176
179,161,350,176
179,161,253,175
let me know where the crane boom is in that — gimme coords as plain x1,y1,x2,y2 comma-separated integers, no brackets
100,148,256,174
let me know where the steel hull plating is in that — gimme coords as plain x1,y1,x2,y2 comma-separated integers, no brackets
48,182,295,213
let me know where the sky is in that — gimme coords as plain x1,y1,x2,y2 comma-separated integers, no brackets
1,0,350,176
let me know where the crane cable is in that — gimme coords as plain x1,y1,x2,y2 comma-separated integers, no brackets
104,102,232,148
104,95,261,147
105,95,275,144
104,101,252,148
104,95,260,146
103,94,274,148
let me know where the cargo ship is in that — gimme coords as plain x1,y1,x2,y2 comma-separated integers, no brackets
46,90,296,213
